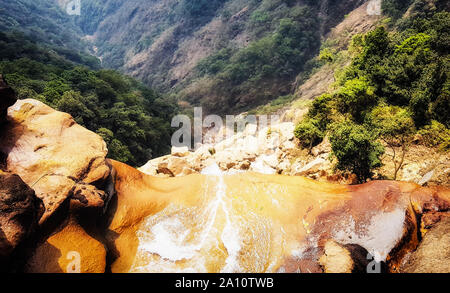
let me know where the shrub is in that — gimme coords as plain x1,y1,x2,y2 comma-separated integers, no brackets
334,77,377,122
418,120,450,150
294,119,325,151
330,121,384,183
308,93,333,130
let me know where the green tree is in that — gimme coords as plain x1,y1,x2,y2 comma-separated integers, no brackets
57,90,94,125
335,77,377,122
294,119,325,152
369,106,416,180
417,120,450,150
330,121,385,183
308,93,334,130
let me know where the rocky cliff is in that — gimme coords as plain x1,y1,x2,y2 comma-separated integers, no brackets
0,85,449,272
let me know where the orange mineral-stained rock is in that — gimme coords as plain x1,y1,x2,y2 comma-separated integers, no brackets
105,160,208,273
0,99,113,225
25,216,106,273
106,160,450,273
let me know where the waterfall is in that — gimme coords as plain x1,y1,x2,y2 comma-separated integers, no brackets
130,163,242,272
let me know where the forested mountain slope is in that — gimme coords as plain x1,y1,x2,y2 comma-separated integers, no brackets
0,1,179,166
68,0,367,114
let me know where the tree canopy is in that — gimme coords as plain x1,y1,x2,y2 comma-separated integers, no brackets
0,32,178,166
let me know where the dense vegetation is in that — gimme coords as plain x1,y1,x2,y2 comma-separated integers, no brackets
0,32,177,166
0,0,86,52
295,2,450,182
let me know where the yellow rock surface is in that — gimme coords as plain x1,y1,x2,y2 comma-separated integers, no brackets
25,217,106,273
0,99,111,225
319,241,354,273
106,160,450,273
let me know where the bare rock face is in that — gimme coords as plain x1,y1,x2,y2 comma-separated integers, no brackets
25,216,106,273
0,75,16,124
0,171,44,271
0,99,113,225
400,217,450,273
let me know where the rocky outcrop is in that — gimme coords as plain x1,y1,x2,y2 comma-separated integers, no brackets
0,99,449,273
25,215,107,273
400,217,450,273
105,160,450,273
0,75,16,125
319,241,371,273
0,99,114,226
0,171,44,272
139,122,301,177
140,120,449,187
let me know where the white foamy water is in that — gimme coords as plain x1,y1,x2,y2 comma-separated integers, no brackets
216,175,242,272
332,208,406,262
139,217,198,261
201,163,222,175
131,164,243,272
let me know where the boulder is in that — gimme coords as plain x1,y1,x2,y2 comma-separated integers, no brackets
319,241,371,273
0,75,16,124
280,140,296,152
276,159,291,173
0,99,113,225
400,216,450,273
25,216,106,273
250,156,277,174
0,171,44,271
215,149,249,171
272,122,295,141
194,144,214,158
319,241,354,273
311,137,331,157
261,154,279,169
157,156,195,177
293,157,327,176
418,170,435,186
138,155,169,176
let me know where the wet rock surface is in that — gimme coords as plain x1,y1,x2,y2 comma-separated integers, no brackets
106,161,450,273
25,215,107,273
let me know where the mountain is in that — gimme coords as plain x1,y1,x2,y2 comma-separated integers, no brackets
0,0,87,52
68,0,367,114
